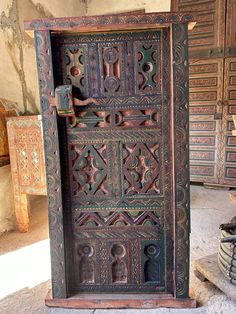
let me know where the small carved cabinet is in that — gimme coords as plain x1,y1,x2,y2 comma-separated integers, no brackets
26,12,195,308
7,116,46,232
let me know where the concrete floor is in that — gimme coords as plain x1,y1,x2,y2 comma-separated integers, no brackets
0,185,236,314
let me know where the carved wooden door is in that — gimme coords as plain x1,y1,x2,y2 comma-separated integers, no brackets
27,13,193,307
51,29,173,294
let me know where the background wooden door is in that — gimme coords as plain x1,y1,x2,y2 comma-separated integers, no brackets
220,57,236,185
172,0,236,187
171,0,226,58
51,29,174,293
189,58,223,183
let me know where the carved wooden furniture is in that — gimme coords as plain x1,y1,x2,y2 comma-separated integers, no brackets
172,0,236,187
25,12,196,308
0,99,18,167
7,115,47,232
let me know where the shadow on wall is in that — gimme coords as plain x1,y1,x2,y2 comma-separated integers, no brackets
0,0,88,114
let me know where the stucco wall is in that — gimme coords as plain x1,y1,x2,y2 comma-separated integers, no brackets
86,0,170,15
0,0,170,114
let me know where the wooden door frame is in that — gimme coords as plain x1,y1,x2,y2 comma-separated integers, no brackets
27,13,193,304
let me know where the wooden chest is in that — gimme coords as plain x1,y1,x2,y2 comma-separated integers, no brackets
25,12,195,308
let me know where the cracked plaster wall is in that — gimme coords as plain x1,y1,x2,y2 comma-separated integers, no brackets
0,0,87,113
0,0,170,113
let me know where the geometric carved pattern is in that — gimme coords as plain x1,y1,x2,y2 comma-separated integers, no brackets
7,116,47,234
172,23,190,298
65,47,87,95
135,43,161,94
26,12,194,31
35,30,67,298
123,143,160,195
76,228,160,240
14,125,45,188
71,144,108,196
75,108,160,129
75,211,160,227
102,46,121,96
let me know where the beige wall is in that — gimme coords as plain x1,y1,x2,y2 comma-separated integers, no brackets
0,0,170,114
86,0,170,15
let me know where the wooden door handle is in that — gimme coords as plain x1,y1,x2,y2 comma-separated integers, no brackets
73,97,99,107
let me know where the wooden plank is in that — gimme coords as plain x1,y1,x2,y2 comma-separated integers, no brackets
193,253,236,302
45,291,196,309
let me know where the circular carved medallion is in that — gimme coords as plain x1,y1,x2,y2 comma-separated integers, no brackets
103,47,118,64
111,243,126,258
104,76,120,92
79,244,94,257
145,244,160,258
70,66,81,77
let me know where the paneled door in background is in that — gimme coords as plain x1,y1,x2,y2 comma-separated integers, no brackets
172,0,236,187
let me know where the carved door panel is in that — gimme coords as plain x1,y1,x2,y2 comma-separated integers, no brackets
189,58,223,183
171,0,226,58
219,58,236,184
51,29,173,293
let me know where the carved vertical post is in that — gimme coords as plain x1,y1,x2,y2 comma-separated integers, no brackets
172,23,190,299
34,30,67,298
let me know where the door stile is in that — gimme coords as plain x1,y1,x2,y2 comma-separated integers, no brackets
171,23,190,299
35,30,68,298
161,27,174,294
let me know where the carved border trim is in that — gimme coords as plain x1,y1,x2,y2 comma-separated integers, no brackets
25,13,194,31
172,23,190,298
35,30,67,298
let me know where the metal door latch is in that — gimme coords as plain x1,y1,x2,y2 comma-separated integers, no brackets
50,85,98,127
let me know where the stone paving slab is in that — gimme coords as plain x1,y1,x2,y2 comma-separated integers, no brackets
193,253,236,302
94,309,205,314
45,307,206,314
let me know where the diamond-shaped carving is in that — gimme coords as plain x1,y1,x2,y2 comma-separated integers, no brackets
123,143,160,195
72,144,108,196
